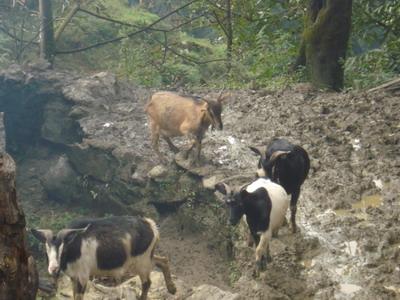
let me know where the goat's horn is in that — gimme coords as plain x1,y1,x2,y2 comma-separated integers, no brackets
269,151,290,162
217,85,226,100
57,225,90,239
215,182,231,196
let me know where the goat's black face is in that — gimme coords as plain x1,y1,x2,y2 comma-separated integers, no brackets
215,182,243,225
207,101,223,130
226,194,244,225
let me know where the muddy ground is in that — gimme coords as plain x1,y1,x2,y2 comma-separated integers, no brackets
197,85,400,299
4,72,399,299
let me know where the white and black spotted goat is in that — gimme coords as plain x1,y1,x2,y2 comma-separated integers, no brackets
250,138,310,233
31,216,176,300
215,177,290,275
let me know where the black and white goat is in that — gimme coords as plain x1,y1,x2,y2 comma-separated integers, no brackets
31,216,176,300
215,178,290,275
250,138,310,233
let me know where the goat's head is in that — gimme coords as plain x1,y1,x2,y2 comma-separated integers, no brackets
203,90,229,131
215,182,246,225
31,225,90,277
249,146,290,178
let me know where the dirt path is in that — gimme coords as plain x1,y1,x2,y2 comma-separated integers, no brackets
157,215,232,291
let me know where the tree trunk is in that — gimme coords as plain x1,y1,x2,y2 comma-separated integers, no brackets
300,0,352,91
226,0,233,73
0,153,38,300
39,0,55,63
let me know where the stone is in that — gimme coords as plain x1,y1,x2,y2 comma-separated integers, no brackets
42,155,83,204
148,165,168,179
187,284,242,300
67,142,118,183
41,98,83,144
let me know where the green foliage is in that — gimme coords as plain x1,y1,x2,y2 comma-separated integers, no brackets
236,30,304,88
345,47,397,89
345,0,400,89
1,0,399,89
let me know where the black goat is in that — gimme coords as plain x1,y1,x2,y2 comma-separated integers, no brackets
250,138,310,233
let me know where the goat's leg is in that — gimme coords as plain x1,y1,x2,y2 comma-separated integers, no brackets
71,278,87,300
254,231,271,277
181,138,196,159
150,123,165,162
139,273,151,300
163,136,179,153
290,188,301,233
154,255,177,294
195,138,202,161
189,134,203,165
195,131,206,160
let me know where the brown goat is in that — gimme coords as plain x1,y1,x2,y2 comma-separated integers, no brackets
145,91,227,163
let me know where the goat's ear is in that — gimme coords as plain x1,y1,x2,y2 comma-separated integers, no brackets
215,182,229,195
249,146,266,157
218,93,230,103
200,101,209,112
31,229,53,243
58,225,90,244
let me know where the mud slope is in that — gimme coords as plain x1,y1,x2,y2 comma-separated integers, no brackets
1,65,399,299
199,85,400,299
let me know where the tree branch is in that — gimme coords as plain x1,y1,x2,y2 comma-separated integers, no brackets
204,0,247,19
79,7,204,33
211,10,228,37
56,0,199,55
153,36,226,65
0,25,38,44
78,7,166,32
168,13,205,31
54,0,81,41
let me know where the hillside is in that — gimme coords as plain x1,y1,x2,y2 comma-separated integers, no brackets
0,64,399,299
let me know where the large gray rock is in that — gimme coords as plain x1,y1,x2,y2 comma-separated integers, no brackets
67,140,118,183
41,98,83,144
42,155,83,204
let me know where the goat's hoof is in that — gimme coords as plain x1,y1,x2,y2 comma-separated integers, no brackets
252,260,265,277
167,283,177,294
260,257,268,270
292,226,297,234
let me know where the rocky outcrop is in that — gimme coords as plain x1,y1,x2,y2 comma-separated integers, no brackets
0,64,213,216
